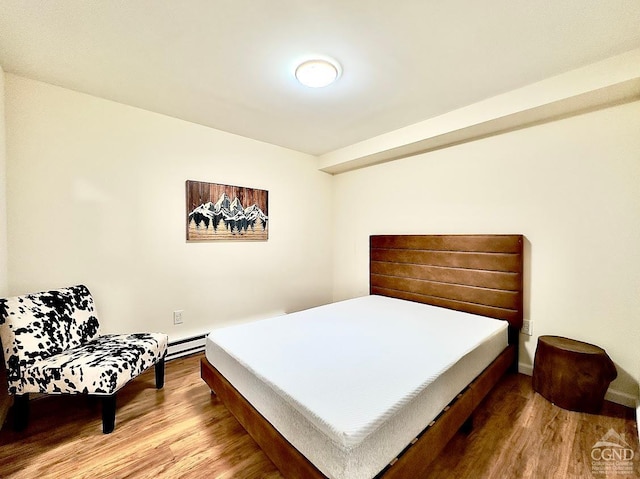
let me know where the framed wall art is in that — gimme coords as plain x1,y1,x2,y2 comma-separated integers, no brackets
186,180,269,241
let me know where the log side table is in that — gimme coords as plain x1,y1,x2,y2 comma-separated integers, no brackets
532,335,617,414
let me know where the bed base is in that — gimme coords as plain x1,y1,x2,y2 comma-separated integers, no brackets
200,344,515,479
201,234,523,477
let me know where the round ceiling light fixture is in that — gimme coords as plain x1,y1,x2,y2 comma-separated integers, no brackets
295,58,340,88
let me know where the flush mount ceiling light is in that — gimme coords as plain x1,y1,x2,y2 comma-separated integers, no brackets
295,59,340,88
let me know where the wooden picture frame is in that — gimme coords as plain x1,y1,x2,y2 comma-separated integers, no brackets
186,180,268,241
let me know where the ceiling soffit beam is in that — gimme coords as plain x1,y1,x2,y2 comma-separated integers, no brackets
319,48,640,175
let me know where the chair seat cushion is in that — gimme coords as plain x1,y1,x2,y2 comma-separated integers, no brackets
21,333,168,395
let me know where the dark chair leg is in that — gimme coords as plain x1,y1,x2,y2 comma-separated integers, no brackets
13,394,29,432
460,415,474,434
101,394,117,434
155,356,166,389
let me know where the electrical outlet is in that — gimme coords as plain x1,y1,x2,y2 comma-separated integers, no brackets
521,319,532,336
173,310,184,325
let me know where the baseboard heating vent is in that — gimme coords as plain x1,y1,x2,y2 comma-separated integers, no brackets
166,334,207,361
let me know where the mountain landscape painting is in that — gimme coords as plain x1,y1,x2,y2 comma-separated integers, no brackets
186,180,268,241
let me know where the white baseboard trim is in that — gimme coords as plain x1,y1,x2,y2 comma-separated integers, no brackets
636,398,640,444
518,362,637,408
604,389,637,408
518,362,533,377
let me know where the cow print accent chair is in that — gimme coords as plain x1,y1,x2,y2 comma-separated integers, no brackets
0,285,168,434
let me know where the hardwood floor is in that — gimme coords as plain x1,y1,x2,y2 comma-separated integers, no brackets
0,353,637,479
422,372,639,479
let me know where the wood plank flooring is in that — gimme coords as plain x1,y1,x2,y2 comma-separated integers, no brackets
0,353,637,478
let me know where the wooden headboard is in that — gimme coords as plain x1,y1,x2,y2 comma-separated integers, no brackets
370,234,523,343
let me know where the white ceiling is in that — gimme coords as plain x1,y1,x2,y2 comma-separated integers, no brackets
1,1,639,156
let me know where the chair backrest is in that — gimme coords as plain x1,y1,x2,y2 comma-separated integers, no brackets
0,285,101,393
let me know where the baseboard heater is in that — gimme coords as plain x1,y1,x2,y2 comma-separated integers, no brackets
166,334,207,361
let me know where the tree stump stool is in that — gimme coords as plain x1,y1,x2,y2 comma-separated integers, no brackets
532,335,617,414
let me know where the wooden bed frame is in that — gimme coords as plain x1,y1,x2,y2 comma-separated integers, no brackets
201,234,524,478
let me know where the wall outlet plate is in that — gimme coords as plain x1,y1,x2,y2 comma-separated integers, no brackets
521,319,532,336
173,310,183,325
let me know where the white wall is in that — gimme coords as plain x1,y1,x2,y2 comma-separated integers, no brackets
4,74,334,340
3,72,639,404
332,101,640,401
0,65,7,298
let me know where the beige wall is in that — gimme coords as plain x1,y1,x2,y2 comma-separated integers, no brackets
3,71,639,405
0,66,7,297
4,74,334,339
0,65,9,429
332,101,640,402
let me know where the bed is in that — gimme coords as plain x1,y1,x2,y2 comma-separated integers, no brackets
201,234,524,478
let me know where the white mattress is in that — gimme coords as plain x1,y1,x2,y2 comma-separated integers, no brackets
206,295,508,479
